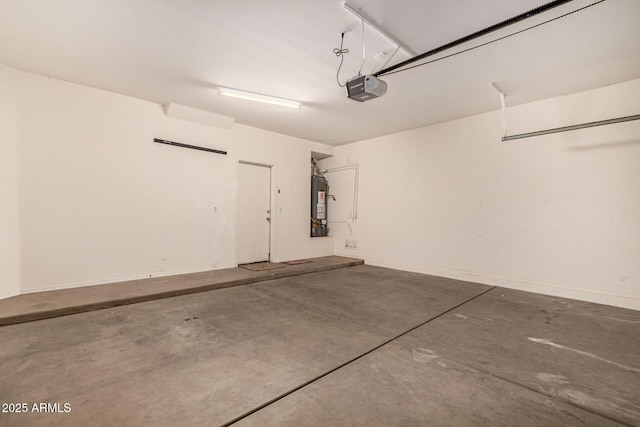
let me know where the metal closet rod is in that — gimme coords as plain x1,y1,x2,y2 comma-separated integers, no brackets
374,0,575,77
503,114,640,141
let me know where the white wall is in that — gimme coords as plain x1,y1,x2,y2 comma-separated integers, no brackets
227,124,326,262
0,63,21,299
9,66,639,309
322,78,640,310
14,70,330,293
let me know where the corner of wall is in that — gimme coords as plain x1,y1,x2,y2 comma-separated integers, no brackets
325,78,640,311
0,62,22,300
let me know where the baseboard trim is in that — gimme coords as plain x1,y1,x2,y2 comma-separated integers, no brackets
362,257,640,311
20,265,232,295
0,289,20,301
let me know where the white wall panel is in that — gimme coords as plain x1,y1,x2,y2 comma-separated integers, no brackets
322,79,640,310
0,63,21,299
13,71,329,293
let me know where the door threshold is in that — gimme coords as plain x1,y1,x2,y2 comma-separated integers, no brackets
239,262,284,272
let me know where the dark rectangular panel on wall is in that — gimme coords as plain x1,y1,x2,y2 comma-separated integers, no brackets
154,138,227,155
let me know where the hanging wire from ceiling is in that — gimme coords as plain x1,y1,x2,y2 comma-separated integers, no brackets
333,32,350,87
333,17,371,87
357,18,366,77
377,0,606,77
376,46,401,73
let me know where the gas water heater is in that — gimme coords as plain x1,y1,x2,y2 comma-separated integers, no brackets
311,159,328,237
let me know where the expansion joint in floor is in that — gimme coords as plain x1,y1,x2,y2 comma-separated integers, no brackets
221,286,498,426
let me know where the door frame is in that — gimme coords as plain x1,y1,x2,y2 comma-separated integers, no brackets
235,160,276,265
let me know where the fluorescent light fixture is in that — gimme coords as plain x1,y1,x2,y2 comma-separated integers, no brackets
343,2,417,57
218,87,302,109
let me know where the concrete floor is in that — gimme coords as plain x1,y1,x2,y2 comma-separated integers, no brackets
1,264,638,426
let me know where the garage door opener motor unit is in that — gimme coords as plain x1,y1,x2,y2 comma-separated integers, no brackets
346,75,387,102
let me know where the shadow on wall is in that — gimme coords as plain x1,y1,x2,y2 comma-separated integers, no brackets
566,138,640,152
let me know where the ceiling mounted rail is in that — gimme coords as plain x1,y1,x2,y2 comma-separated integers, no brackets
374,0,575,77
502,114,640,141
344,2,417,56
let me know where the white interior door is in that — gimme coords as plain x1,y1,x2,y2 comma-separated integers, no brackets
237,162,271,264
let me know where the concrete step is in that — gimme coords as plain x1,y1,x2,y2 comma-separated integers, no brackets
0,256,363,326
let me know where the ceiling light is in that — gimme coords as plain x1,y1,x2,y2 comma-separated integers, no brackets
218,87,302,109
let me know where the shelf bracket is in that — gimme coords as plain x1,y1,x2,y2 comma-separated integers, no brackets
490,82,508,139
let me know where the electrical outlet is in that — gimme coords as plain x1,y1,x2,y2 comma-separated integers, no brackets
345,239,357,249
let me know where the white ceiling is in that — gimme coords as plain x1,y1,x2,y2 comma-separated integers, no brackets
1,0,639,145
